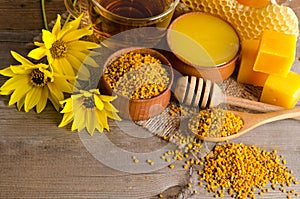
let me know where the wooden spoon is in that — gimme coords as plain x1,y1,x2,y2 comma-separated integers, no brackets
191,107,300,142
174,76,285,112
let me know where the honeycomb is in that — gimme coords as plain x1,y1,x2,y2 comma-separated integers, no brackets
176,0,299,41
236,0,270,8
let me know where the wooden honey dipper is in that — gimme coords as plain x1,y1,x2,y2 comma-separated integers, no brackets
174,76,288,112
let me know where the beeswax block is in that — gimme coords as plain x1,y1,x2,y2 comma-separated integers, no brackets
237,40,268,86
260,72,300,109
253,30,297,77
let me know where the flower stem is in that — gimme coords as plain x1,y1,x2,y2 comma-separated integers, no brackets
63,0,78,28
41,0,49,30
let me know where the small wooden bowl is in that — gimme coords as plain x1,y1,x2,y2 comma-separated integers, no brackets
98,47,174,121
166,12,241,83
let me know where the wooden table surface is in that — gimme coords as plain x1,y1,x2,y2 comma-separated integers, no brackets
1,0,300,198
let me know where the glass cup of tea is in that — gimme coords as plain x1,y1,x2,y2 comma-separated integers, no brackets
64,0,179,47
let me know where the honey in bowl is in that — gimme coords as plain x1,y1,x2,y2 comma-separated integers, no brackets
167,12,240,68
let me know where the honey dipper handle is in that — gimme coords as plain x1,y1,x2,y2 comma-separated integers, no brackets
226,95,285,112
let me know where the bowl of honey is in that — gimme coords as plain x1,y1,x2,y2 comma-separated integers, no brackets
166,12,241,82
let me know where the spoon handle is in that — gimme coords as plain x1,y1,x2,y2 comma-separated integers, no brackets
226,95,300,120
257,106,300,123
238,107,300,137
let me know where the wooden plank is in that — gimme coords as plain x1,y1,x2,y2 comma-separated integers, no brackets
0,0,66,30
0,101,189,198
0,31,38,70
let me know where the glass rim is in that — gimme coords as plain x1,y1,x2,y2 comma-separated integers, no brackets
91,0,180,23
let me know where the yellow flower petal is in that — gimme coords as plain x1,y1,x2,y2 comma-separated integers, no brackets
57,14,83,40
60,97,73,106
76,65,91,80
33,41,44,47
68,40,100,51
0,67,14,77
17,96,25,111
62,14,83,32
11,51,33,65
54,79,73,94
71,93,82,101
103,101,119,113
62,28,93,42
53,58,76,77
59,112,74,127
48,93,61,111
8,80,32,106
93,113,103,133
9,88,26,106
52,14,61,38
84,50,100,57
60,98,73,113
73,107,86,132
94,95,104,110
36,87,49,113
100,95,117,102
57,26,73,41
24,87,42,112
47,82,65,102
71,121,77,131
93,89,100,95
86,108,96,135
45,51,54,64
0,75,28,94
66,53,84,71
81,90,93,97
27,46,47,60
96,109,109,131
0,89,12,95
42,29,55,49
70,50,98,67
96,123,104,133
106,110,122,121
11,65,35,75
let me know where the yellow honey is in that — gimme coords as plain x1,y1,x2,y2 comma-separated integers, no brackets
177,0,299,41
168,12,239,66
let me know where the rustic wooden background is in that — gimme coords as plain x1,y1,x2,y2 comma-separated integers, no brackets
0,0,300,199
0,1,189,198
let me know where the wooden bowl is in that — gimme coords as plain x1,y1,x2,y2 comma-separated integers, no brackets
98,47,174,121
166,12,241,83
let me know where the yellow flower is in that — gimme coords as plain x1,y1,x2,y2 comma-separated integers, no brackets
0,51,74,113
59,89,121,135
27,14,99,77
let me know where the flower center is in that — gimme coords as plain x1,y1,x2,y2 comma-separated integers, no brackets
50,40,67,59
30,69,47,87
83,96,95,108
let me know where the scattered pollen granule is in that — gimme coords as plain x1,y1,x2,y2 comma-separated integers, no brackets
198,143,298,199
